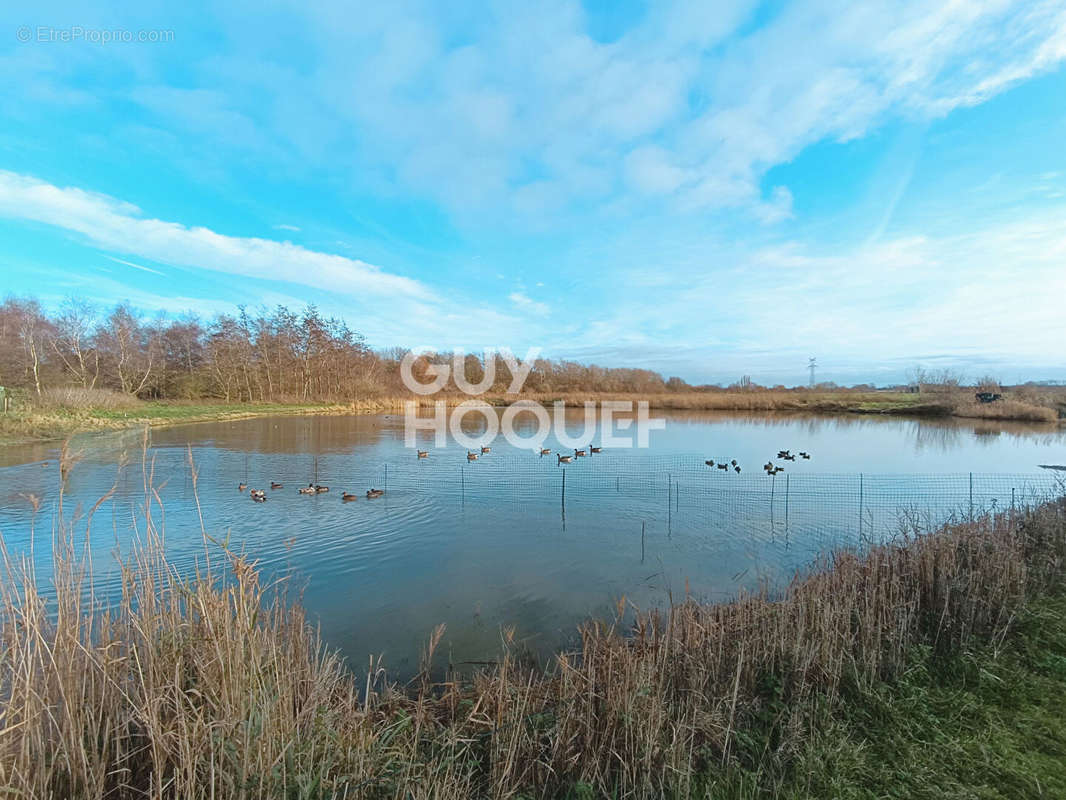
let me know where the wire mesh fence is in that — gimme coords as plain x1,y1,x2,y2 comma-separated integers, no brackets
245,450,1065,547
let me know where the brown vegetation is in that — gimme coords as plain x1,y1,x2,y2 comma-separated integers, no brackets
951,399,1059,423
1,448,1064,798
1,296,1062,433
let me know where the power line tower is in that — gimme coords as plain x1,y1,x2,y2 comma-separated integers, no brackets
808,357,817,387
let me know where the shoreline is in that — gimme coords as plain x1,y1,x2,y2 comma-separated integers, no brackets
4,474,1064,797
0,390,1060,446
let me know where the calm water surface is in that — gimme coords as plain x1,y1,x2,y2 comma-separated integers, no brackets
1,410,1063,676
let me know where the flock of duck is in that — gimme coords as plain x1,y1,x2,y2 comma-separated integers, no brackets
555,446,603,464
453,444,605,464
238,444,808,501
705,449,812,476
238,482,385,502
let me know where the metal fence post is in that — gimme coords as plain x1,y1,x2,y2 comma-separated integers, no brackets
785,473,790,527
969,472,974,522
667,474,672,530
859,473,864,538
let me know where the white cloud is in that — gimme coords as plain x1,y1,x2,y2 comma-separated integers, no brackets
6,1,1065,227
0,170,430,301
508,291,550,316
587,206,1066,374
274,223,301,232
103,254,166,276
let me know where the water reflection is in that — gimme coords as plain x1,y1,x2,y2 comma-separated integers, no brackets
0,409,1062,677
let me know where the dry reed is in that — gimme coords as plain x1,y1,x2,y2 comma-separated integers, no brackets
1,446,1064,798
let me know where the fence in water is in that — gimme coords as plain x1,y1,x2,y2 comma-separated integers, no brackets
216,449,1065,551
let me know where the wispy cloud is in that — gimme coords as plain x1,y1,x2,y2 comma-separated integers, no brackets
103,254,166,276
0,170,430,301
508,291,550,316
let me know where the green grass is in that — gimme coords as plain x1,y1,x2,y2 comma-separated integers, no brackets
689,593,1066,799
87,400,343,421
0,401,356,443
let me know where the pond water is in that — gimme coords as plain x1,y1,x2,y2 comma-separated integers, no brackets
1,409,1064,677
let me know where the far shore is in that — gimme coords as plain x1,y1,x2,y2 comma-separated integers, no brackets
0,388,1061,446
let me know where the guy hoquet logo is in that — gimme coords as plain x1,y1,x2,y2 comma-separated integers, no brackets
400,348,665,451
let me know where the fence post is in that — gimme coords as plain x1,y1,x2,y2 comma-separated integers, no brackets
384,463,388,494
561,468,566,513
641,521,646,564
859,473,864,538
770,472,775,520
667,474,672,531
969,472,974,522
785,473,790,527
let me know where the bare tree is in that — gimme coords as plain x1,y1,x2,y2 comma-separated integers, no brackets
98,304,158,396
50,298,100,389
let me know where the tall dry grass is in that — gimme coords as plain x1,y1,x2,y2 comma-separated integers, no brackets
951,398,1059,423
1,447,1064,798
37,386,143,411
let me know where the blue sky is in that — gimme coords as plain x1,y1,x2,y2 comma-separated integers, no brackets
1,0,1065,385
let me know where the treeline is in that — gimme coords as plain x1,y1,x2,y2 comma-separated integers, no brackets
0,297,686,402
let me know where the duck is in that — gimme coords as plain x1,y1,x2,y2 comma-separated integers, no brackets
734,465,741,474
480,446,491,454
730,459,737,466
250,489,266,501
467,451,479,461
705,460,715,467
417,450,429,459
558,454,573,464
298,484,316,494
539,447,552,455
366,488,385,499
238,483,247,491
717,463,729,470
799,452,811,460
589,446,602,454
777,450,790,459
270,482,283,489
315,485,330,493
763,462,774,472
342,492,358,502
574,448,587,457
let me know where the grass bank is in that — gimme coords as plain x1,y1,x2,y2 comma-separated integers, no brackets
1,449,1064,798
504,390,1062,422
2,387,1060,445
0,397,418,444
